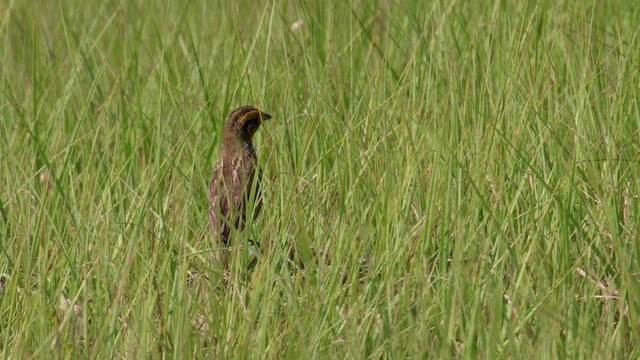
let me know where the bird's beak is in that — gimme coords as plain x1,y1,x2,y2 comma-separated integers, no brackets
260,112,272,122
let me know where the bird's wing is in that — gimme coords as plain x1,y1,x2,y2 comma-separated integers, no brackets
230,157,254,207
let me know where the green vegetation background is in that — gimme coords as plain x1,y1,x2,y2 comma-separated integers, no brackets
1,0,639,358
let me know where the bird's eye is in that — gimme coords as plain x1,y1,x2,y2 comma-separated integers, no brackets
243,119,259,134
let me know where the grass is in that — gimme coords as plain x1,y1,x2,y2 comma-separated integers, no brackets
1,0,639,358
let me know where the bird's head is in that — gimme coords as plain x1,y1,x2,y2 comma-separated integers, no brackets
223,106,272,143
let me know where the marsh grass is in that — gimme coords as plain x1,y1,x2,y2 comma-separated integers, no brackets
1,0,639,358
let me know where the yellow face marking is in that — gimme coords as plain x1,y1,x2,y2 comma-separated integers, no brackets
239,109,271,126
239,110,260,126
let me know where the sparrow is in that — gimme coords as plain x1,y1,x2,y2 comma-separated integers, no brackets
208,106,271,245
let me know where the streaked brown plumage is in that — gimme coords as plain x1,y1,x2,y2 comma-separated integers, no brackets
208,106,271,245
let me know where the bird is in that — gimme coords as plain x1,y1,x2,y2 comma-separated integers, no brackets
208,106,272,247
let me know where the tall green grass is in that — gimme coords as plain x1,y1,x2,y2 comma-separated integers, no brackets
1,0,639,358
